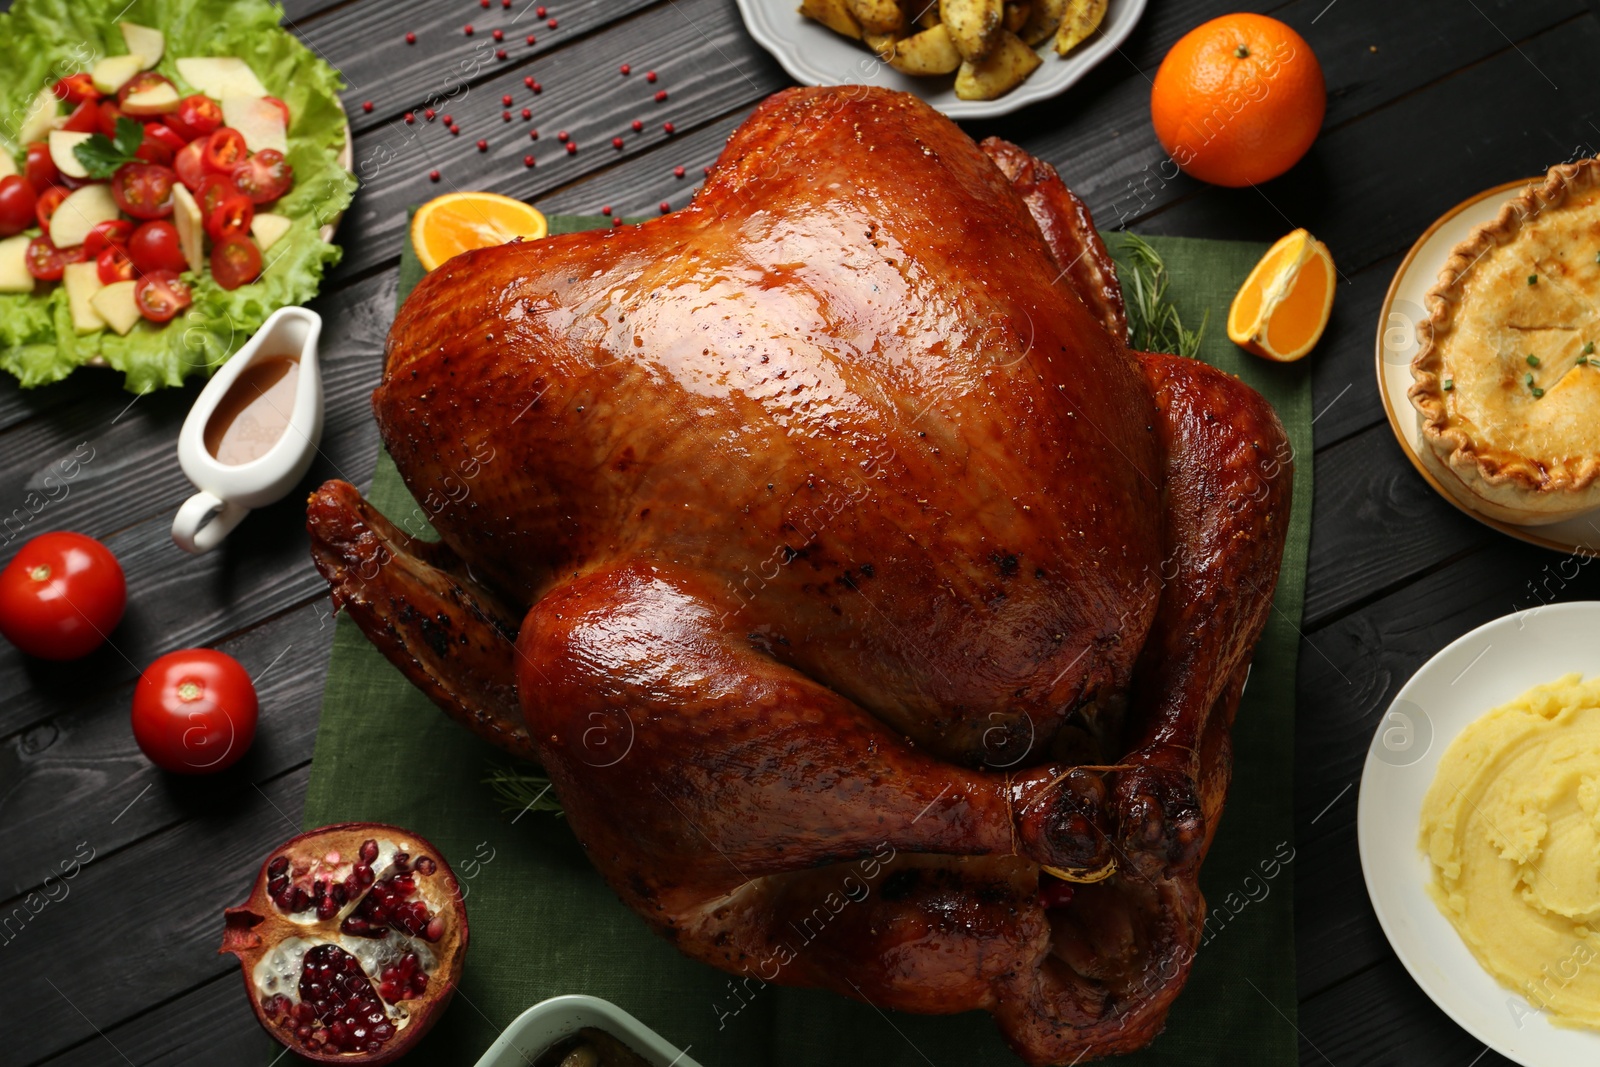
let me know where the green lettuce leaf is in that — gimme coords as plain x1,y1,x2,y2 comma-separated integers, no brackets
0,0,358,392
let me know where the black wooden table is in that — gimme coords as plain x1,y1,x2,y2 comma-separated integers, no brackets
2,1,1595,1064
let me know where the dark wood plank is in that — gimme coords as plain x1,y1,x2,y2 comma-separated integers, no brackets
32,973,266,1067
1307,252,1401,450
0,601,331,904
8,766,309,1065
1300,957,1514,1067
0,270,395,742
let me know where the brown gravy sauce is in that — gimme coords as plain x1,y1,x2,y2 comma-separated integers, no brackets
204,356,300,466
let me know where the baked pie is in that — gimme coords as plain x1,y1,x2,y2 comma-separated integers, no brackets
1410,158,1600,525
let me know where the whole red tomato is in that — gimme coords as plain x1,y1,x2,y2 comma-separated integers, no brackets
132,649,258,774
0,532,126,660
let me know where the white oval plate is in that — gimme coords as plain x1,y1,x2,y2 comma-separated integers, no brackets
1374,176,1600,556
1358,601,1600,1067
732,0,1148,120
473,994,702,1067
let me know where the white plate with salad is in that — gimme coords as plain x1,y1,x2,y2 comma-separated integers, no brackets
0,0,357,392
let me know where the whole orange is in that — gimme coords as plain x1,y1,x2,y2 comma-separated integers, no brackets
1150,13,1326,188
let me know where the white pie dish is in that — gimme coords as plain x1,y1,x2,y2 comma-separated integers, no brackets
1357,601,1600,1067
472,994,702,1067
732,0,1148,120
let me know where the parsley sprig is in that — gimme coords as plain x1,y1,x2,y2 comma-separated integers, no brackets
73,118,146,180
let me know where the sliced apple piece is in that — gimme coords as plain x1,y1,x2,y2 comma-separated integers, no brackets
221,96,288,154
172,184,205,273
251,212,292,252
18,87,60,146
63,262,107,334
92,54,148,95
120,23,166,69
48,131,95,180
121,82,181,117
0,153,16,181
91,280,143,336
0,235,33,293
176,57,269,100
47,184,121,249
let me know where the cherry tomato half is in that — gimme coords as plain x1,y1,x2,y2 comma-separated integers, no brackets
0,176,38,238
35,186,68,237
205,192,253,243
202,128,248,174
262,96,291,130
25,142,59,189
97,243,135,284
111,162,176,220
0,532,126,660
126,220,187,275
174,139,207,193
134,270,192,323
231,149,293,205
59,99,101,134
53,73,100,105
82,218,135,259
25,236,69,281
117,71,178,113
131,649,258,774
97,100,126,138
138,123,187,167
210,235,262,291
195,172,239,218
165,94,222,141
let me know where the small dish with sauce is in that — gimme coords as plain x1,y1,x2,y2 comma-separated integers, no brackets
172,306,324,554
474,994,700,1067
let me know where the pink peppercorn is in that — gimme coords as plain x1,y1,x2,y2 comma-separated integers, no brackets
646,71,657,82
566,142,577,154
362,100,373,112
659,202,670,214
442,114,453,124
529,129,539,139
522,108,532,119
497,48,507,59
477,139,488,151
547,18,557,28
450,124,460,134
404,112,415,123
493,28,504,40
536,4,546,13
674,166,685,178
532,82,542,93
631,119,643,132
526,34,536,44
502,94,514,106
655,90,667,103
524,76,536,87
524,154,535,166
424,109,436,120
662,122,675,134
612,137,624,149
405,32,416,44
612,217,622,227
463,24,474,34
601,205,612,215
620,64,631,75
430,169,441,181
557,130,569,142
503,111,512,121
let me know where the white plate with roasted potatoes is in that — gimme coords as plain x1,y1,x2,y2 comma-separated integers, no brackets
734,0,1146,117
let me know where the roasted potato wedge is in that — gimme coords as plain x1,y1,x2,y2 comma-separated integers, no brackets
1055,0,1107,54
888,22,963,74
862,30,900,59
941,0,1004,61
954,28,1042,99
848,0,906,34
909,0,942,29
799,0,864,39
1004,1,1030,33
1019,0,1065,46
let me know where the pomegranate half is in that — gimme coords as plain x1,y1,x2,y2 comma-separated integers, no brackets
221,822,469,1064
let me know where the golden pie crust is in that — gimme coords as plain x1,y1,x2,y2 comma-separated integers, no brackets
1410,158,1600,525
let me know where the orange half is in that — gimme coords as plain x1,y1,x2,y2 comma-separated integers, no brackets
411,191,548,272
1227,228,1336,362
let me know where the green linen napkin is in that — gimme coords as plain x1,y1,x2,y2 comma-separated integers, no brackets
297,220,1310,1067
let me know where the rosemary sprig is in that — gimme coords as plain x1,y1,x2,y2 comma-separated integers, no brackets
483,764,565,819
1115,232,1208,359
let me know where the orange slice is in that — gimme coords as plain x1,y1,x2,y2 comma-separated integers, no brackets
411,191,548,272
1227,228,1335,362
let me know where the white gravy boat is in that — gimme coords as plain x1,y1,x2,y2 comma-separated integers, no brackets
172,307,324,554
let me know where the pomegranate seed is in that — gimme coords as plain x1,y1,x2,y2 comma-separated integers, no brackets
429,170,441,182
529,129,539,139
424,109,435,120
524,154,536,167
493,28,504,41
524,75,536,88
522,108,532,120
527,34,537,45
601,205,612,215
655,90,668,103
503,110,512,122
612,217,623,228
481,0,489,6
532,82,543,93
620,64,631,76
659,201,671,214
631,119,643,132
557,131,568,142
463,24,474,35
704,166,712,176
393,853,411,873
504,0,512,6
450,124,460,135
674,166,685,178
566,142,577,155
536,4,546,14
424,915,446,941
404,112,415,123
294,944,396,1054
497,48,508,59
547,18,558,28
502,94,514,106
269,856,289,877
361,101,373,113
612,137,624,150
441,115,452,126
405,32,416,44
647,70,658,83
663,122,675,134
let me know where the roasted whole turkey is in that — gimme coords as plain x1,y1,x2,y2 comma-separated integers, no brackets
308,86,1292,1064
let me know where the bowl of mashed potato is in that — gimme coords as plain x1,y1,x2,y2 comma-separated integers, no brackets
1359,601,1600,1067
